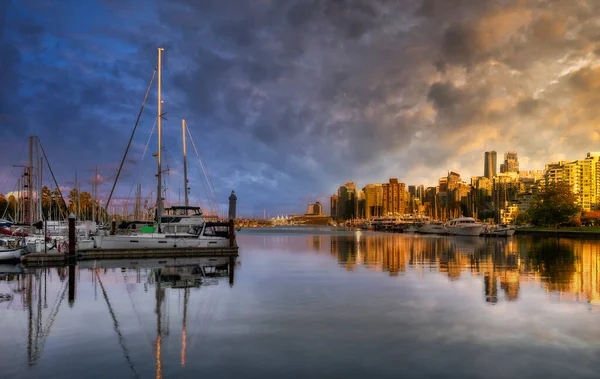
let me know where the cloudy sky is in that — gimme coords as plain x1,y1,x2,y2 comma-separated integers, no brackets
1,0,600,216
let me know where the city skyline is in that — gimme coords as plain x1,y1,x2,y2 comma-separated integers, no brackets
2,1,600,215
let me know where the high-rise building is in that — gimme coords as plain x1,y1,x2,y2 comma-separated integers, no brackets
306,202,323,216
492,174,519,222
439,177,448,192
364,184,383,219
544,152,600,211
313,202,322,215
336,182,357,220
500,151,519,174
447,172,461,191
330,195,338,218
484,151,497,179
382,178,407,216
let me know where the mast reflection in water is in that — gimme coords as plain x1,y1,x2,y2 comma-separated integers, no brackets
2,230,600,379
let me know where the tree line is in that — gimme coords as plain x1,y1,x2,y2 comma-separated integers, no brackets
0,186,113,222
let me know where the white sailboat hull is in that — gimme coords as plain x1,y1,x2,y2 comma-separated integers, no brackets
92,234,231,250
446,225,486,236
418,224,446,234
0,247,26,261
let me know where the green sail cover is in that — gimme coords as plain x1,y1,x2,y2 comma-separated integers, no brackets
140,225,156,233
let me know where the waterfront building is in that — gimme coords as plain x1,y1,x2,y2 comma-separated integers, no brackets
306,202,323,216
447,172,461,191
492,174,519,222
500,151,519,174
519,170,544,181
408,184,425,214
356,189,365,219
484,151,497,179
382,178,407,216
439,177,448,192
423,186,439,219
544,152,600,211
335,182,358,220
364,184,383,219
330,195,338,218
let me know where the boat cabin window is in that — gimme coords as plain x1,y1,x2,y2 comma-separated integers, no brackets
161,217,182,224
188,226,203,235
203,224,230,238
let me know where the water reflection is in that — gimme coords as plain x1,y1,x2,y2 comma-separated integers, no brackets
3,231,600,378
325,234,600,308
0,257,235,378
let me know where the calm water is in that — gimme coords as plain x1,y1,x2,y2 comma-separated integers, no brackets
1,228,600,378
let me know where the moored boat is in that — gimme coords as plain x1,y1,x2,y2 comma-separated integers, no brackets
90,48,235,252
0,237,27,261
445,217,486,236
417,221,446,234
487,224,516,237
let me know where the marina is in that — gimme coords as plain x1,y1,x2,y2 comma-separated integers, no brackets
2,229,600,379
2,1,600,377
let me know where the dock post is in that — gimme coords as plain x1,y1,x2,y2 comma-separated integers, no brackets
111,218,116,235
68,263,76,306
68,212,76,257
229,256,235,287
229,219,235,247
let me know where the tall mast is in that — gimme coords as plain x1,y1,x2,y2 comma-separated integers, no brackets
28,136,34,228
38,155,43,221
37,137,42,221
92,166,98,223
157,47,164,228
182,119,189,211
75,170,80,221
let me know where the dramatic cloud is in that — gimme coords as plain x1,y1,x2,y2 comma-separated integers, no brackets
1,0,600,215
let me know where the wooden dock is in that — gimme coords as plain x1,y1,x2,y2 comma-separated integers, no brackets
22,246,239,266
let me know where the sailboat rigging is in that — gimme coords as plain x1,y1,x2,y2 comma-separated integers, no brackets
90,48,235,251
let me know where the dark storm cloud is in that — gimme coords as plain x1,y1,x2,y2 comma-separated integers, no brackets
2,0,600,214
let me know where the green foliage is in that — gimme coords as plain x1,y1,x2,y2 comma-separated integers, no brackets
527,181,581,227
478,210,495,222
515,212,531,226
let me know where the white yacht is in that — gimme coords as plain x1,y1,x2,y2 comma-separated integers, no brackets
445,217,486,236
417,221,446,234
93,221,232,250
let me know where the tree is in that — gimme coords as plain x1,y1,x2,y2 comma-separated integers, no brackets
0,194,9,220
527,181,581,227
515,212,531,226
581,210,600,226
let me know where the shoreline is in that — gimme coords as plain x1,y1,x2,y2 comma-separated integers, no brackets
515,228,600,238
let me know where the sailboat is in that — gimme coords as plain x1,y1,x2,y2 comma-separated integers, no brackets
91,48,235,251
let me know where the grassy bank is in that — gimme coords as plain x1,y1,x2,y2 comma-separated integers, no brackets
516,226,600,237
523,226,600,233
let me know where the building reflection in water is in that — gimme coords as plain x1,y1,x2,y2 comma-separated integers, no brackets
327,233,600,308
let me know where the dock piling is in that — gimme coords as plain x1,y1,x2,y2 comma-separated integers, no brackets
68,213,75,257
229,219,235,247
111,218,116,235
229,256,235,286
68,263,76,306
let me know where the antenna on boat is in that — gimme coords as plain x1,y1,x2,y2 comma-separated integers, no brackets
157,47,164,231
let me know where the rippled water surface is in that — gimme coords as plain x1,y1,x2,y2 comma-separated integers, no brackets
2,227,600,378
